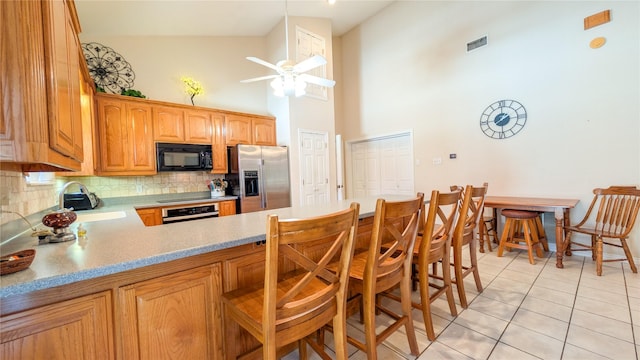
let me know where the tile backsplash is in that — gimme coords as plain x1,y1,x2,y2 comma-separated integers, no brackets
0,170,57,226
0,170,222,226
62,172,217,198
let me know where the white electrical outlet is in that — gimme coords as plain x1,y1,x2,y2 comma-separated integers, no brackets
136,184,143,193
432,157,442,165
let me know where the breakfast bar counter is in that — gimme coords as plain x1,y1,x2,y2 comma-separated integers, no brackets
0,195,417,359
0,195,405,299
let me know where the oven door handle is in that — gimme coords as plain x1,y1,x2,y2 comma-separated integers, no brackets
162,212,219,223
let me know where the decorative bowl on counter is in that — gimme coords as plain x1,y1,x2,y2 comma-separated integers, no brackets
0,249,36,275
42,209,77,230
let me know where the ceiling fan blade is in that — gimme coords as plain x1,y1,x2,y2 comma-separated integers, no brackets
240,75,279,83
293,55,327,73
299,74,336,88
246,57,281,72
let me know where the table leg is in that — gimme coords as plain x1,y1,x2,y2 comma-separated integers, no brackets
554,208,564,268
478,212,486,253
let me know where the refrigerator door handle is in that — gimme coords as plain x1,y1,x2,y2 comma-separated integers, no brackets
259,166,267,209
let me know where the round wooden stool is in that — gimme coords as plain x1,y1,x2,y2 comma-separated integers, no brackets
497,209,546,264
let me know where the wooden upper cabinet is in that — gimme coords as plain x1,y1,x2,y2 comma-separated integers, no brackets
211,113,228,174
153,108,212,144
225,115,252,145
56,70,97,176
44,0,83,162
153,106,185,142
252,117,276,146
184,110,213,144
225,115,276,146
0,0,83,172
95,95,156,175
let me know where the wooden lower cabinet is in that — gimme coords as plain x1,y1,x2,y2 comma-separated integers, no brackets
223,246,266,359
218,200,236,216
118,263,224,359
0,291,113,360
136,208,162,226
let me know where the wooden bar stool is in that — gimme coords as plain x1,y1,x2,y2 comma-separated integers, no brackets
222,203,360,359
533,212,549,252
342,194,423,359
497,209,547,264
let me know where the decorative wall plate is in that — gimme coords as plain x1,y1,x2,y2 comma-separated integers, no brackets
81,42,135,94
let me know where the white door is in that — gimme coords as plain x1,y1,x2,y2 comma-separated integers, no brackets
300,131,330,206
348,132,414,198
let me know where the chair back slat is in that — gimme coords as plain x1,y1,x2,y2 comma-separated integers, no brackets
587,187,640,237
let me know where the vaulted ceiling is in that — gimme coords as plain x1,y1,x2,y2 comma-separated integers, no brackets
75,0,395,37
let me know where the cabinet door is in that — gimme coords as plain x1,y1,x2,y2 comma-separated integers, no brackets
218,200,236,216
96,96,156,175
126,103,156,172
136,208,162,226
252,118,276,146
0,291,113,360
96,98,128,172
225,115,252,145
223,249,266,358
119,264,224,360
185,111,213,144
153,106,185,142
211,113,228,174
44,0,83,162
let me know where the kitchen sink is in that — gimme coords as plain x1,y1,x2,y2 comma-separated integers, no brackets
75,211,126,223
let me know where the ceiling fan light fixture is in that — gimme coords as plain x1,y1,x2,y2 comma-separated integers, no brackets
270,75,307,97
241,0,334,97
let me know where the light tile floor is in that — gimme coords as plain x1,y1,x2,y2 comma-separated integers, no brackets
284,247,639,359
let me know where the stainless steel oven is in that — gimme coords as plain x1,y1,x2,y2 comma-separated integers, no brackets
161,202,219,224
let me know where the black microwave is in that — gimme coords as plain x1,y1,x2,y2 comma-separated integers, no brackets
156,143,213,172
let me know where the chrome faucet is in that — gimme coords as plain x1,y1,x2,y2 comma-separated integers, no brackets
59,181,90,210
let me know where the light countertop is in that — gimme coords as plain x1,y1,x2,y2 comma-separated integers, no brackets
0,194,413,299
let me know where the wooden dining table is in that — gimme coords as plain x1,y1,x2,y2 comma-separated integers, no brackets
480,196,580,269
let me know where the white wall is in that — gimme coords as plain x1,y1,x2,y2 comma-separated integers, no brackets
340,1,640,256
79,35,270,115
266,16,337,207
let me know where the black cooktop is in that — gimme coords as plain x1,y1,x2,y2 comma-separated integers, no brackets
156,197,212,204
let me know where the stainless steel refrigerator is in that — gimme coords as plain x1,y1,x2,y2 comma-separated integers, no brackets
234,145,291,213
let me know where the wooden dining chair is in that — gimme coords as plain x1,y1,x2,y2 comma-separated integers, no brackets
449,183,487,308
221,203,360,360
344,194,423,359
563,186,640,276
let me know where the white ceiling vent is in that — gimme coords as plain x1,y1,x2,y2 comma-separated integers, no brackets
467,35,488,52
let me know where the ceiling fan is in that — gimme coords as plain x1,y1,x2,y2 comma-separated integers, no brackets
240,2,336,97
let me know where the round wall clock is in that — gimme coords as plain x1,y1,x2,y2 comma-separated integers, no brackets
479,99,527,139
